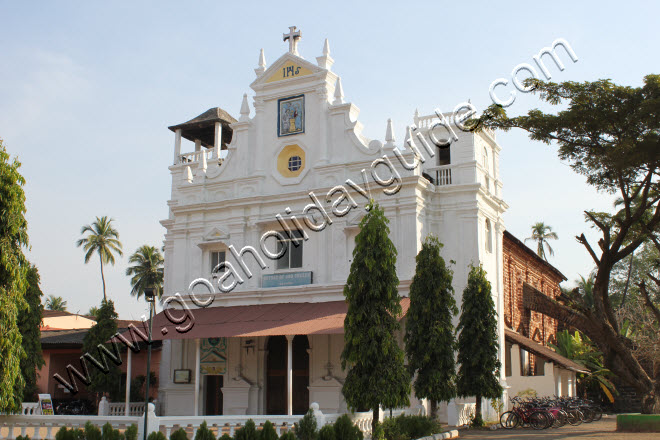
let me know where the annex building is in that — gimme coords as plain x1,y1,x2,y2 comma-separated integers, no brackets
145,27,583,422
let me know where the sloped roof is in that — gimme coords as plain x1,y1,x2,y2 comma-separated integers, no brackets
115,298,411,342
503,231,567,281
168,107,236,148
505,329,588,373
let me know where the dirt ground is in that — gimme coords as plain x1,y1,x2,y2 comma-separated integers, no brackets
458,416,659,440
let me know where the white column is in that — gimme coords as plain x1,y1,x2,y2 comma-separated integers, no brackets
125,349,132,416
194,338,201,416
286,335,294,416
214,122,222,158
173,129,182,164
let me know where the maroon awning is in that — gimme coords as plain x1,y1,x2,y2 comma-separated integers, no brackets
116,298,411,341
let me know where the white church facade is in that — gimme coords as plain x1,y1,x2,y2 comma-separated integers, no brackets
151,28,574,422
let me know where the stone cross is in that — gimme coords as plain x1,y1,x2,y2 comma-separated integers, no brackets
283,26,301,55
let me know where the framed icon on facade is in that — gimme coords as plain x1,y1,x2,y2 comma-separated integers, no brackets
173,369,191,384
278,95,305,137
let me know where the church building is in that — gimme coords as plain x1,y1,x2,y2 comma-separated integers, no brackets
147,27,581,422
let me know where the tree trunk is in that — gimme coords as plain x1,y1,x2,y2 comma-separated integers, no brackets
430,400,438,420
372,406,380,436
100,254,107,302
475,394,482,426
523,283,659,414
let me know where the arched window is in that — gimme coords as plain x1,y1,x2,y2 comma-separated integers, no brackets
485,219,493,253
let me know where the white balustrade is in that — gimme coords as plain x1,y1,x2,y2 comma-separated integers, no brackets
425,165,453,186
1,403,426,440
178,149,225,166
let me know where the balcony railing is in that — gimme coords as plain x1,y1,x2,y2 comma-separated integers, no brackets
425,165,453,186
178,149,225,166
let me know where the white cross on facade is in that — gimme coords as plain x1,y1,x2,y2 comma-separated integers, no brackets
283,26,301,55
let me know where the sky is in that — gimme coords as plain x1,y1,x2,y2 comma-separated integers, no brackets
1,1,658,320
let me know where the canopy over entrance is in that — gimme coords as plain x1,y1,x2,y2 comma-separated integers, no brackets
128,298,411,341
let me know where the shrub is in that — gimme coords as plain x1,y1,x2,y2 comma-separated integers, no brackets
194,422,215,440
85,422,102,440
261,421,278,440
318,425,334,440
382,415,439,440
170,428,189,440
279,431,296,440
235,419,257,440
102,422,125,440
332,415,362,440
125,425,138,440
148,432,167,440
55,427,84,440
295,410,318,440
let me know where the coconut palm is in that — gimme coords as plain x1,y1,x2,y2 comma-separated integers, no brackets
126,245,164,301
76,216,123,301
576,272,596,310
45,295,67,311
525,222,558,261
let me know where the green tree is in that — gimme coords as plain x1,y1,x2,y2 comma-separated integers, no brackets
88,306,100,319
45,294,68,311
524,222,558,261
81,299,121,399
125,245,164,300
18,265,45,401
76,216,123,301
456,265,502,426
472,75,660,413
0,139,29,413
550,330,616,402
404,236,457,419
341,201,410,433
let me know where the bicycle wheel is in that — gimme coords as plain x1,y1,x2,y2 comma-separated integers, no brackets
592,406,603,421
553,410,568,428
530,411,550,430
500,411,520,429
566,409,583,426
581,406,595,423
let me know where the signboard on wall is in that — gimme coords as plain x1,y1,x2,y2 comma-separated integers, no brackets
38,394,54,415
262,271,313,288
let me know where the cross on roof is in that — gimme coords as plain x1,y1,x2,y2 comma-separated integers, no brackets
283,26,301,56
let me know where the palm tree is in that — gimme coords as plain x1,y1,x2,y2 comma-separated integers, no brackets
76,216,123,301
88,306,100,319
126,245,164,301
525,222,558,261
576,272,596,310
45,295,67,311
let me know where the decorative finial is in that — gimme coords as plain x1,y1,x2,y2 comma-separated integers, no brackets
240,93,250,122
316,38,334,70
283,26,302,56
333,78,344,105
385,118,396,149
254,49,267,76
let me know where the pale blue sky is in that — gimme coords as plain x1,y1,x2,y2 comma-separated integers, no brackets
1,1,658,319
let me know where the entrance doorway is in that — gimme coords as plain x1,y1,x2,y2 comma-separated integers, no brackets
204,375,223,415
266,335,309,414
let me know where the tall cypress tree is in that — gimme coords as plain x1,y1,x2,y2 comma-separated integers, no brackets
18,264,45,401
404,236,457,419
82,299,121,400
456,264,502,426
342,201,410,433
0,140,29,413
